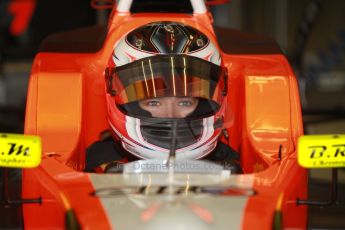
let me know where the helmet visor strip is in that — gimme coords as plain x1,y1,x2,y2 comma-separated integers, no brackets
108,54,227,106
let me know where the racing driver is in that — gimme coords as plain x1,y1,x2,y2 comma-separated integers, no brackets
85,22,242,174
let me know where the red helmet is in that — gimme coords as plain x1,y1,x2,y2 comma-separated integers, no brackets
105,21,228,160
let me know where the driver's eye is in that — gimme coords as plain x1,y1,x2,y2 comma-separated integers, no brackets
178,100,193,107
146,100,161,106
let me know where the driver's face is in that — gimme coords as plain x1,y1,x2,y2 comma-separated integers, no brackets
138,97,199,118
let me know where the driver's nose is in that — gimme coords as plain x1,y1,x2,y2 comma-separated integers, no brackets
165,104,181,118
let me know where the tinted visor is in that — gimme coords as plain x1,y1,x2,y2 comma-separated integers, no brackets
107,54,227,106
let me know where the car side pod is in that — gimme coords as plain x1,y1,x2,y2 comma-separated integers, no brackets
296,134,345,206
0,133,80,230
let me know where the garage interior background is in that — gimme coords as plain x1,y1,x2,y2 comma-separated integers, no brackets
0,0,344,229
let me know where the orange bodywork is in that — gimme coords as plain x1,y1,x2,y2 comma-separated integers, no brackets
23,7,307,230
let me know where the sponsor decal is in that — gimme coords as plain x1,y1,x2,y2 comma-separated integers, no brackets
0,133,41,168
298,134,345,168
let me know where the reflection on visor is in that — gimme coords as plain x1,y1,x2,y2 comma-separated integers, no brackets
106,55,227,105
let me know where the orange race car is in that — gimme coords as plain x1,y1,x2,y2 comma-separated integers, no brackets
2,0,342,229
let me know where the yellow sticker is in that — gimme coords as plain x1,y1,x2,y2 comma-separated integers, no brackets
298,134,345,168
0,133,41,168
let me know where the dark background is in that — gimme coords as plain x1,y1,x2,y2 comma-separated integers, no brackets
0,0,344,229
